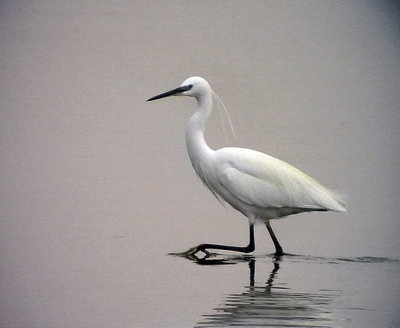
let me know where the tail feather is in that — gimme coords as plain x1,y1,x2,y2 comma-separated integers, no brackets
323,189,347,212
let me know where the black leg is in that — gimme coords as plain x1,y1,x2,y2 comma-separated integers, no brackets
184,222,255,256
265,220,283,256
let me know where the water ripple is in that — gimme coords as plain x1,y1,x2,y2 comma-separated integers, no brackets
196,280,334,327
172,251,400,266
189,254,399,327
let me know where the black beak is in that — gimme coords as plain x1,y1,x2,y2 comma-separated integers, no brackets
147,85,192,102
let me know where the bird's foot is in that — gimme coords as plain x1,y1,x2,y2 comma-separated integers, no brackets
176,245,211,260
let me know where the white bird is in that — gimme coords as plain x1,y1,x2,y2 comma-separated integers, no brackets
147,76,346,257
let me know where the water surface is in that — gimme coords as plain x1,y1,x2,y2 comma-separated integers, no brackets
190,254,400,327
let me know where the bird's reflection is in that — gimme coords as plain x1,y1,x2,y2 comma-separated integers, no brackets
186,255,334,328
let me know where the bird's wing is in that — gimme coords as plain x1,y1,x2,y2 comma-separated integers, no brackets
215,148,345,211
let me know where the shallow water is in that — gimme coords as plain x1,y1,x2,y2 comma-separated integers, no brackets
1,1,399,327
190,254,400,327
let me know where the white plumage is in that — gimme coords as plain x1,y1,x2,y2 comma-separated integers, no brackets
147,76,346,257
211,148,345,216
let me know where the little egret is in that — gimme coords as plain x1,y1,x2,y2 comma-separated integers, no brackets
147,76,346,256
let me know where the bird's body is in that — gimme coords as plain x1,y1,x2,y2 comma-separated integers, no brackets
190,146,345,221
147,76,346,257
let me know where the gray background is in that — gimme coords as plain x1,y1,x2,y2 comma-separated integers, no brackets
1,1,399,327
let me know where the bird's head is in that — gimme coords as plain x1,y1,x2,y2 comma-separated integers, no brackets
147,76,211,101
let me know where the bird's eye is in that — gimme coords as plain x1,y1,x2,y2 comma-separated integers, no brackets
187,84,193,90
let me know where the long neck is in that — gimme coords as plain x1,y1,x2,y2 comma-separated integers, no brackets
185,92,214,173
